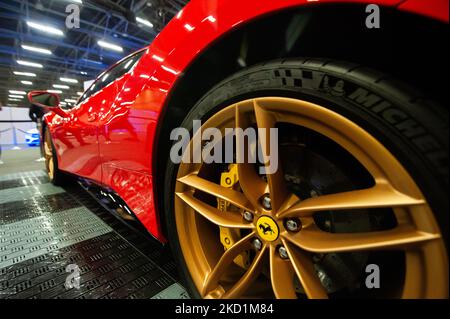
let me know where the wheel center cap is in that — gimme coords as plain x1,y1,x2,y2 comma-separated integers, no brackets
256,216,279,242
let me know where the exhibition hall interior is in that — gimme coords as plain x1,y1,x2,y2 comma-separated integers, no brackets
0,0,448,302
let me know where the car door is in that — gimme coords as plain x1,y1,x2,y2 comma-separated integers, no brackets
96,50,159,229
97,51,146,176
52,66,120,183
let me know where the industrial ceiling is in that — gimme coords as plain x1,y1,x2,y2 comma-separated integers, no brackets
0,0,188,108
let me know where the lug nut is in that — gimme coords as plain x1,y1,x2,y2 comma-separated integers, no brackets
252,238,262,251
278,246,289,259
261,194,272,210
243,211,254,222
285,218,301,232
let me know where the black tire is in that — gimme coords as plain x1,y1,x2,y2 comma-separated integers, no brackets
163,58,448,298
44,129,66,186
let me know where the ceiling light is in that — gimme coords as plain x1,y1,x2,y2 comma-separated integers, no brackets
9,98,22,102
13,71,36,77
152,55,164,62
60,77,78,83
20,81,33,85
77,92,83,96
206,15,216,23
65,99,78,103
47,89,62,94
9,95,24,99
9,90,27,95
17,60,43,68
102,73,109,82
136,17,153,28
21,44,52,55
184,24,195,32
161,65,179,75
26,21,64,36
123,59,134,69
53,84,70,89
82,58,103,65
97,40,123,52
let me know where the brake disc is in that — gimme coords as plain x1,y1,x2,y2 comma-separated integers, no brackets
280,138,370,294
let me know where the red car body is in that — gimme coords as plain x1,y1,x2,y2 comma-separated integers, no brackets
43,0,449,242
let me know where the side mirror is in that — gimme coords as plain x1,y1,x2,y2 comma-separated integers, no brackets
27,91,67,117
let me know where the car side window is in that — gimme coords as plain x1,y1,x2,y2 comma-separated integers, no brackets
78,78,102,104
101,50,144,88
77,50,145,104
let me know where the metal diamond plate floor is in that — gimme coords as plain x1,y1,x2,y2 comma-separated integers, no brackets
0,150,188,299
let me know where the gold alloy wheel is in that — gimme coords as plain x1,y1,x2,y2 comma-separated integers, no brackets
44,131,54,180
174,97,448,299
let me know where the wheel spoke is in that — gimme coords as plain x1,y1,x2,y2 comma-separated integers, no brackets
177,173,254,212
235,102,268,210
202,232,255,297
283,223,440,253
48,158,54,179
44,140,52,157
253,100,288,212
223,244,267,298
176,191,254,229
282,240,328,299
269,245,297,299
278,183,425,218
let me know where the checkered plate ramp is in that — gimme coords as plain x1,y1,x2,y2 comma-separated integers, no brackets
0,170,188,299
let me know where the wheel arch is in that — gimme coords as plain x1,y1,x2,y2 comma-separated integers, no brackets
153,2,448,237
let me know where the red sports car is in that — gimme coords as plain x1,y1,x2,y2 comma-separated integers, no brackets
28,0,448,299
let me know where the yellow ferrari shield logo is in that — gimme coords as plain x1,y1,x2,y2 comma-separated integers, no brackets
256,216,279,242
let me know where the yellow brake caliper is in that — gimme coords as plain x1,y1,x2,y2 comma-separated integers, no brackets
217,164,250,269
